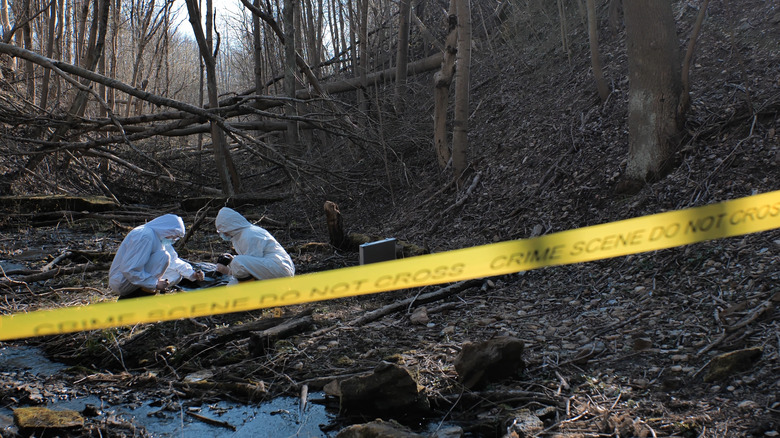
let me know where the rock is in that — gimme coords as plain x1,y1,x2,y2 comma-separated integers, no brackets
410,307,429,325
337,362,429,413
336,418,425,438
13,407,84,430
323,379,341,397
504,409,543,438
454,336,525,389
702,347,763,382
82,404,101,417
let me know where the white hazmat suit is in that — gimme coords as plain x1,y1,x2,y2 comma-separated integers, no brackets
215,207,295,280
109,214,199,297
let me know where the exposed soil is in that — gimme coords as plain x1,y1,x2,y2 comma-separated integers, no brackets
1,0,779,437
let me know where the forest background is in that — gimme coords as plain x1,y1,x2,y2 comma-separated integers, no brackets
0,0,778,436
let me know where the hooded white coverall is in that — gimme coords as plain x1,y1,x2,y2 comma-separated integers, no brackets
108,214,198,296
215,207,295,280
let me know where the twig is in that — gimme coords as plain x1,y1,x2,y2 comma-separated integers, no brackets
697,298,774,356
428,171,482,234
186,412,237,431
42,251,74,271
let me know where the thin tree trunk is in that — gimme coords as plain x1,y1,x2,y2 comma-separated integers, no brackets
39,0,57,110
283,0,299,145
0,0,14,81
585,0,609,102
347,0,357,82
75,0,89,66
53,0,65,103
185,0,241,195
557,0,570,64
394,0,411,113
21,0,35,101
452,0,471,183
358,0,368,112
433,0,457,170
680,0,711,115
338,0,348,70
253,0,263,97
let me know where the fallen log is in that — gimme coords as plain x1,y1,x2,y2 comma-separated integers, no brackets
348,279,482,327
248,314,314,355
176,308,314,361
0,263,111,291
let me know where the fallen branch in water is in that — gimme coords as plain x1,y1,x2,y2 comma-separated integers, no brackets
186,411,237,431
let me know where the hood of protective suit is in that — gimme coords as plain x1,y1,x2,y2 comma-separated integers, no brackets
146,214,186,239
216,207,252,234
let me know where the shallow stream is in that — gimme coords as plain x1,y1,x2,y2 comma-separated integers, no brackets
0,345,337,437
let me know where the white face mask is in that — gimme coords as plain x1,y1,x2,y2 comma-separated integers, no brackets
219,232,232,241
161,237,179,246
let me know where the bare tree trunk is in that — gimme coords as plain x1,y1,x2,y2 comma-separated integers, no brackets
53,0,65,103
75,0,89,66
0,0,13,69
680,0,711,115
283,0,299,146
358,0,368,112
347,0,358,82
314,0,324,78
63,0,72,64
621,0,683,190
39,0,57,110
452,0,471,183
185,0,241,195
21,0,35,101
338,0,348,69
124,0,158,117
585,0,609,102
253,0,263,98
556,0,570,64
433,0,457,170
100,0,117,176
394,0,411,113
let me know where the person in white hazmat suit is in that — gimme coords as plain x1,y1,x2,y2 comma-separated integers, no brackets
109,214,204,299
214,207,295,282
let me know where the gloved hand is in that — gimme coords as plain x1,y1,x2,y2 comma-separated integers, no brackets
217,253,233,266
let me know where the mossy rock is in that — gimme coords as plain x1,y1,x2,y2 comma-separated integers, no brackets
13,406,84,429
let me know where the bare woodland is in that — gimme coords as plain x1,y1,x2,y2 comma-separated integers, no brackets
0,0,706,198
0,0,779,436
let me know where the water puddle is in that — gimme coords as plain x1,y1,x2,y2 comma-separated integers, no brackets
0,345,337,437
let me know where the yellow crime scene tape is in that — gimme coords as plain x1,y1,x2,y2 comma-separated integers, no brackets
1,190,779,341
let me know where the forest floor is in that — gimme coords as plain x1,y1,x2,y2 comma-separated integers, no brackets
1,0,779,437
